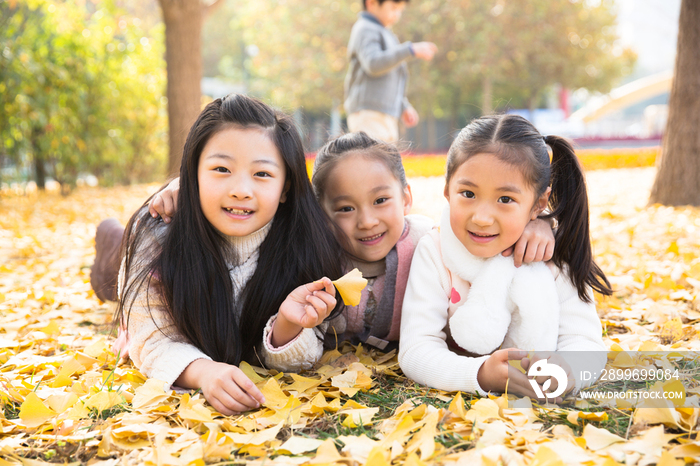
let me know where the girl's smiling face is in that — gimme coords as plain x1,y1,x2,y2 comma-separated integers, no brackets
445,153,550,258
198,126,289,237
321,153,412,262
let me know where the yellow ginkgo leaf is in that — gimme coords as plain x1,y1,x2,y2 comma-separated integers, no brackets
179,401,214,422
84,390,124,413
239,361,267,384
19,392,56,428
307,438,344,464
278,436,324,455
131,378,170,410
578,411,609,422
261,378,290,410
332,268,368,306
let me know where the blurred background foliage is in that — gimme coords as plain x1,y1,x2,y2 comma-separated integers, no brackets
0,0,166,190
222,0,635,132
0,0,635,189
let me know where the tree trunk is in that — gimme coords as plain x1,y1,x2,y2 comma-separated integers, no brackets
649,0,700,206
31,126,46,190
159,0,204,177
34,156,46,190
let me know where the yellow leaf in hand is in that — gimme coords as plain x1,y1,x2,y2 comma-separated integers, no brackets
332,268,368,306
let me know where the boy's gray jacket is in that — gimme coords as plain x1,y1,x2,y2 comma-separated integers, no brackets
344,13,414,119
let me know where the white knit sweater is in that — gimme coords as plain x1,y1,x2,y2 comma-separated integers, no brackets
398,232,607,396
120,217,324,389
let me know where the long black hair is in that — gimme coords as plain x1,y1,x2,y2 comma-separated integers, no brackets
445,114,612,302
117,94,344,365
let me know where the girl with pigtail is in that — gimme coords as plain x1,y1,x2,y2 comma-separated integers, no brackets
398,114,612,400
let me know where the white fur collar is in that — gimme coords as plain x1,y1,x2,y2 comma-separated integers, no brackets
438,207,560,354
439,207,512,282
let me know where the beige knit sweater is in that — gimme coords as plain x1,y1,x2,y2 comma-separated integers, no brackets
118,217,324,390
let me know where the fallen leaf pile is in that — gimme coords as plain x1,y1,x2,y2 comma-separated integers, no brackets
1,168,699,465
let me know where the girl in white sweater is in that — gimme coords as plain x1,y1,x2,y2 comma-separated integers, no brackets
399,114,612,400
115,95,344,416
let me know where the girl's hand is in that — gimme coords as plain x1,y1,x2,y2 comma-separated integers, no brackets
477,349,573,403
477,348,531,396
272,278,337,347
149,177,180,223
176,359,265,416
502,218,554,267
521,352,575,401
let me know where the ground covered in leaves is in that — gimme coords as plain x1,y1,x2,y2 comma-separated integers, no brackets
1,167,700,465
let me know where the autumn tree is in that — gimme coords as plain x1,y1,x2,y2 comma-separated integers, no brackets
401,0,635,124
0,0,166,189
649,0,700,206
232,0,357,112
157,0,223,176
0,1,87,189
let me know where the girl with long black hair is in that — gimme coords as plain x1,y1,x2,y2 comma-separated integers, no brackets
115,94,344,415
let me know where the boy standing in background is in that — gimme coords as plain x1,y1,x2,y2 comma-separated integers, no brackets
344,0,437,142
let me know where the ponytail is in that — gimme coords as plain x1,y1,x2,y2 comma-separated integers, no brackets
545,135,612,302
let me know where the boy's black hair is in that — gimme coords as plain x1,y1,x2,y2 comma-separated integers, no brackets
363,0,409,10
117,94,344,366
446,114,613,302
